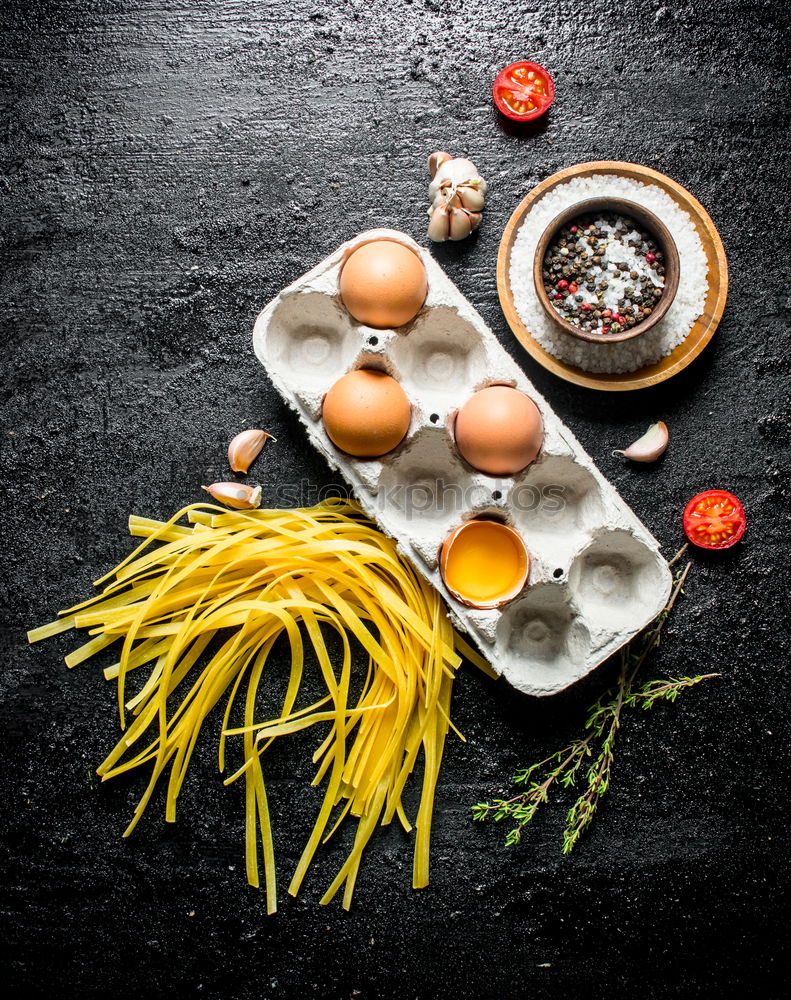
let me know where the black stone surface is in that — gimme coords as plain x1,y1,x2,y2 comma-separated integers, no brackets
2,1,789,997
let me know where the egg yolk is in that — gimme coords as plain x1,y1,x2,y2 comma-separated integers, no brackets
442,520,528,607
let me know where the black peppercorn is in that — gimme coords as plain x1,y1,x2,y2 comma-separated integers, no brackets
544,211,665,333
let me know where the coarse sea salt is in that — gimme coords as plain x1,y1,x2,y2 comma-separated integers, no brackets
509,175,709,374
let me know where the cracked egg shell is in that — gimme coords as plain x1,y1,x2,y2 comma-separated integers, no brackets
322,368,411,458
440,519,530,608
339,240,427,329
454,385,544,476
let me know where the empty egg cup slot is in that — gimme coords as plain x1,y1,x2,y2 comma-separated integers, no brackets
496,584,591,692
377,427,477,538
389,306,487,403
568,530,670,632
264,291,360,392
510,455,605,544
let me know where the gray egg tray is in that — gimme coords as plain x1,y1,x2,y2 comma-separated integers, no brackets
253,229,672,697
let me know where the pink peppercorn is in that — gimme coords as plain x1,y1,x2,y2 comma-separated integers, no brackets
646,252,656,263
580,302,591,312
557,279,569,290
569,282,578,293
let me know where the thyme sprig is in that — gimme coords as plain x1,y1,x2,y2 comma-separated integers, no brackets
472,552,718,853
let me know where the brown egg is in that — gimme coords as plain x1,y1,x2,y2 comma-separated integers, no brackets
322,369,411,458
339,240,427,328
454,386,544,476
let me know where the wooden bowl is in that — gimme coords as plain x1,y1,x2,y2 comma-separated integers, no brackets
497,161,728,392
533,197,680,344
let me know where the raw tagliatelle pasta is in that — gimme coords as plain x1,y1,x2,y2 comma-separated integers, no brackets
28,499,492,912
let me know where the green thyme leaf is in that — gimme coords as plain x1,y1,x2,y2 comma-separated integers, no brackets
471,554,719,854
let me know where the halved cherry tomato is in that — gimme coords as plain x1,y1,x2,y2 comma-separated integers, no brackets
683,490,746,550
493,61,555,122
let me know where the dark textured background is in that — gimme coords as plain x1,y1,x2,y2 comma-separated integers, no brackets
2,1,789,997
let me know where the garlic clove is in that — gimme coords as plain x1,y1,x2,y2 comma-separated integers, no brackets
444,191,465,211
456,185,486,212
448,208,474,241
427,203,451,242
429,191,450,213
227,428,275,473
428,150,452,178
613,421,669,463
202,483,262,510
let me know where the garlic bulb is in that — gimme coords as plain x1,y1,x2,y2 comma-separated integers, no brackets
426,152,488,243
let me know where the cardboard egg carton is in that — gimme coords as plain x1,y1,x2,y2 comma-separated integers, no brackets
253,229,672,697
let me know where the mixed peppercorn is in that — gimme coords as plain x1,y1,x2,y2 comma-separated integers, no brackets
542,213,666,335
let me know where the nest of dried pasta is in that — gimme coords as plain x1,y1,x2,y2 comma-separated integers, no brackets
29,499,490,911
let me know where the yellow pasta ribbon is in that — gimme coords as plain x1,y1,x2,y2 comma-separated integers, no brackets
28,498,493,911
